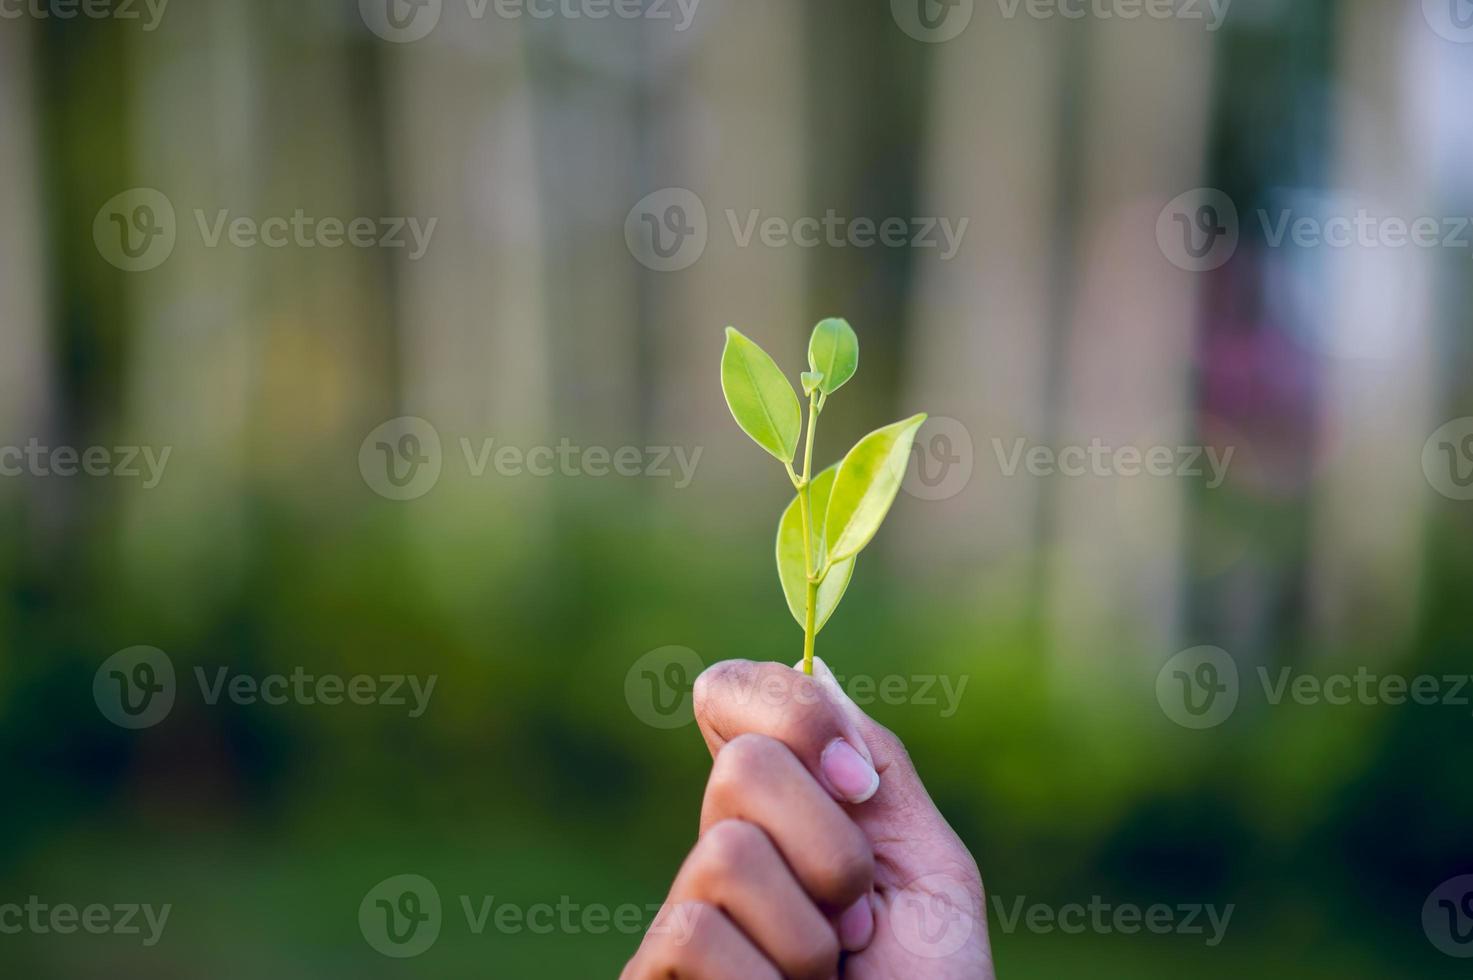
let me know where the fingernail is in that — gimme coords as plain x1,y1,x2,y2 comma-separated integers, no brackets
821,738,879,803
802,657,874,767
837,895,875,952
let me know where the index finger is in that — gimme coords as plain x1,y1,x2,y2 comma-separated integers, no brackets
693,659,880,805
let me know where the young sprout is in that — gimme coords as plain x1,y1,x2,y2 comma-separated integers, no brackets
720,319,926,675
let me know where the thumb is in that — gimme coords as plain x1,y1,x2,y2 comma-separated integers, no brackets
800,657,988,962
796,657,955,837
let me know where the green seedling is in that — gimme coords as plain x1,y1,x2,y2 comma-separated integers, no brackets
721,319,926,676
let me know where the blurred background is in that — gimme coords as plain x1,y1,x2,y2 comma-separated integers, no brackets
3,0,1473,975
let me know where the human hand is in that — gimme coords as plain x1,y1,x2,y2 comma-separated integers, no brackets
622,657,994,979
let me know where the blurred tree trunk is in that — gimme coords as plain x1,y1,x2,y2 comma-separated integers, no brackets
378,9,555,612
1042,19,1217,669
384,17,549,444
894,7,1067,620
0,23,50,465
650,0,807,494
113,0,394,625
899,14,1217,671
1306,2,1436,652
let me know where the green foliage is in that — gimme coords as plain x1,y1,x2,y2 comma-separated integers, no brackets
807,317,858,395
720,327,802,463
824,414,927,563
720,319,925,672
776,465,854,633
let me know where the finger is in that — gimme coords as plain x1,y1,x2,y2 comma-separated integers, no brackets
669,819,840,980
802,657,953,829
622,901,779,980
800,657,980,892
694,660,881,805
835,893,876,954
699,733,873,912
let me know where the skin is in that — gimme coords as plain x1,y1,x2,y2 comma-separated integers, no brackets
622,657,995,979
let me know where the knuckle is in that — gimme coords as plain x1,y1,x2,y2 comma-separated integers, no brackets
748,661,823,715
762,660,819,704
869,718,913,769
710,732,787,795
648,901,715,973
693,659,757,720
791,925,841,980
775,703,835,756
624,942,670,980
696,819,770,879
815,824,874,905
721,730,786,768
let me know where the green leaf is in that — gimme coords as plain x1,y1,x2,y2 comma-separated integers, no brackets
824,413,927,562
721,327,802,463
807,318,859,395
776,465,856,634
800,371,824,396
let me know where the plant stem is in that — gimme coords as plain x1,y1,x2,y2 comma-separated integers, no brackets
803,579,817,675
796,389,821,675
802,392,819,485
